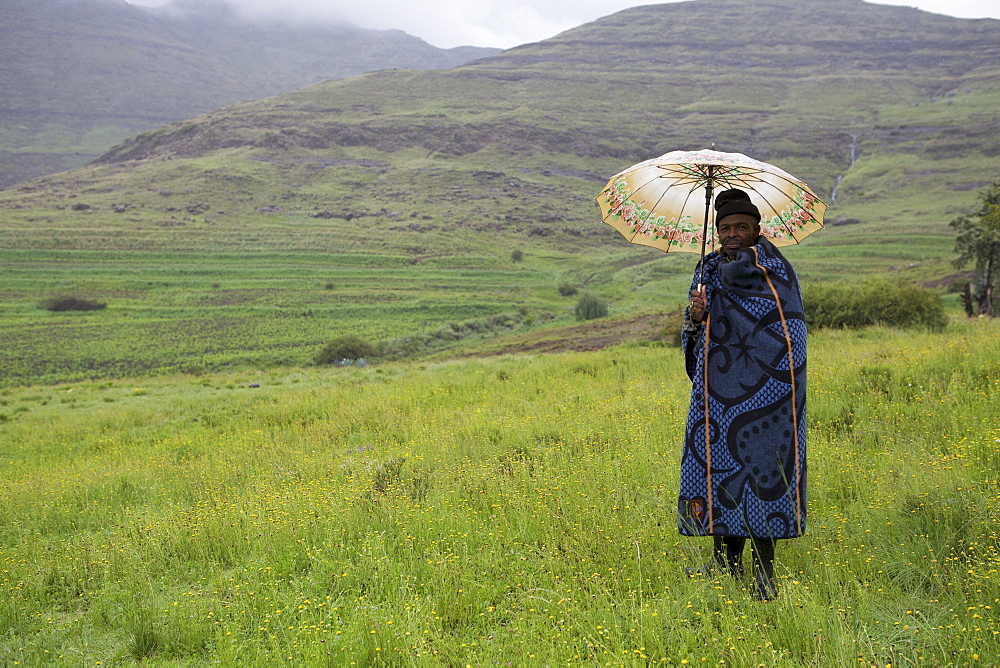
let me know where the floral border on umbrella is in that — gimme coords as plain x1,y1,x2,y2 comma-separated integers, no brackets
601,179,702,249
759,186,822,241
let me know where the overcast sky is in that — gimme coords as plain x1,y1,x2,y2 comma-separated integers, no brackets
126,0,1000,49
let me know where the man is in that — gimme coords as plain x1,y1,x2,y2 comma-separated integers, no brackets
679,188,807,600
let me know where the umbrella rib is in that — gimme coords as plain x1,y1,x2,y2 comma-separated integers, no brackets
612,169,702,206
644,183,693,250
643,178,706,250
710,170,826,248
599,173,703,250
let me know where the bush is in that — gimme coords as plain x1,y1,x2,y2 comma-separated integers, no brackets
558,283,578,297
511,249,524,263
381,311,526,360
575,293,609,321
803,279,947,331
39,296,106,312
314,335,378,365
657,310,686,347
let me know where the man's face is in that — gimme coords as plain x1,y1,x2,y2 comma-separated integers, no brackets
717,214,760,259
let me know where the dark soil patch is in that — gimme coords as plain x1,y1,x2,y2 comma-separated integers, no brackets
466,311,677,357
924,271,974,289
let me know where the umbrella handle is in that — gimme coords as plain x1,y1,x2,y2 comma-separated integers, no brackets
697,167,714,287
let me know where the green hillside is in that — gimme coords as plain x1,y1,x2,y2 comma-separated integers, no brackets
1,0,999,386
0,0,498,187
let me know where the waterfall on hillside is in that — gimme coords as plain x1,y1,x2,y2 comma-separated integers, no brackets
830,133,859,203
830,174,844,203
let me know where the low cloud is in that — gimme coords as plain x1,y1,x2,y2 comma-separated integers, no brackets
126,0,682,48
126,0,1000,49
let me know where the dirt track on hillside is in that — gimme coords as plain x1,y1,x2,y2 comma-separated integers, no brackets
467,311,678,357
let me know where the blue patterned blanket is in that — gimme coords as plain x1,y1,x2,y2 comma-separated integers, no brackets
678,238,807,539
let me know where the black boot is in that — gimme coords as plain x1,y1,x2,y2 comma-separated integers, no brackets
751,538,776,600
684,535,721,576
686,536,744,577
718,535,746,577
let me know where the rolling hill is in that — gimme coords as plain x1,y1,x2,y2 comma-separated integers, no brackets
27,0,1000,267
0,0,498,187
1,0,999,385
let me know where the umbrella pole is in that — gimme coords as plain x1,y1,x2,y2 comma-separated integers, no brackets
696,167,714,291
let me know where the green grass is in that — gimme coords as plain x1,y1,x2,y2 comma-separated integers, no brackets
0,181,975,386
0,319,997,664
0,150,690,386
0,3,997,661
2,10,997,386
0,238,632,385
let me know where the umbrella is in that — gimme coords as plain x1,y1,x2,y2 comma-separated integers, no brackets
596,149,826,282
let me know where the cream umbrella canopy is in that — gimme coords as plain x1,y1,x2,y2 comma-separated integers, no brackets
596,149,826,282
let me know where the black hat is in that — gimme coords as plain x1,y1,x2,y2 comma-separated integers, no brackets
714,188,761,224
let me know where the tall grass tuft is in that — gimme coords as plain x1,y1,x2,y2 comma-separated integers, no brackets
575,292,609,320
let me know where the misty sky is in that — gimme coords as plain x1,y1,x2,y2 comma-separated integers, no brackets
125,0,1000,49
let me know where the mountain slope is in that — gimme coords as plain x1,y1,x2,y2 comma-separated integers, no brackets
94,0,1000,174
83,0,999,249
0,0,498,187
1,0,999,384
10,0,1000,249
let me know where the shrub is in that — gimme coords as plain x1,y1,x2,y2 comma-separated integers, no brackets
381,311,526,359
511,249,524,263
575,293,609,321
558,283,578,297
657,310,686,347
39,296,106,312
314,335,378,365
803,278,947,331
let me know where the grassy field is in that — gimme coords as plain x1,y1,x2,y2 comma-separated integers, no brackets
3,74,995,388
0,178,700,386
0,135,984,388
3,3,997,661
0,242,666,386
1,318,997,665
2,0,998,388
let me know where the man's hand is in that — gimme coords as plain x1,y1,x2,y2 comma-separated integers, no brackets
689,286,707,322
